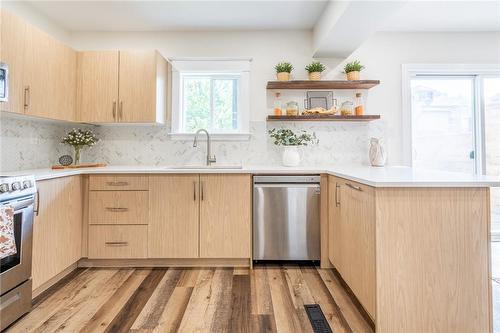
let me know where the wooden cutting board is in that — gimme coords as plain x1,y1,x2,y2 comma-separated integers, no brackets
52,163,107,170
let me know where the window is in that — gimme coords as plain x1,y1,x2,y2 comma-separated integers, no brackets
171,59,251,140
403,64,500,239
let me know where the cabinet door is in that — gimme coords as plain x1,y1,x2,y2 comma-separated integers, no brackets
23,24,76,121
199,174,251,258
77,51,119,122
328,176,342,269
340,180,376,318
118,50,157,123
0,10,27,114
32,176,82,291
149,175,199,258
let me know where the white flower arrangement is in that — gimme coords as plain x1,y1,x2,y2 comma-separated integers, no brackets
61,129,98,165
61,128,98,148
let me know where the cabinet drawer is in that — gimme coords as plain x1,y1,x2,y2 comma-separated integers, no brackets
89,175,148,191
88,225,147,259
89,191,148,225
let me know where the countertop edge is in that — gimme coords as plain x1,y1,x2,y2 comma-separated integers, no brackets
5,166,500,187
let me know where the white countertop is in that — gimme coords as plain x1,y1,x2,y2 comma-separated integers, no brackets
2,164,500,187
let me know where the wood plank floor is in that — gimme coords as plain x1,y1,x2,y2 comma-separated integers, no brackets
6,265,373,333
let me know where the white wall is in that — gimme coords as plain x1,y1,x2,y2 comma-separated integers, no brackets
329,32,500,164
1,1,72,43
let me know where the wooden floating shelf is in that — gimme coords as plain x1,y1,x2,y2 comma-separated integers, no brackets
267,114,381,122
266,80,380,90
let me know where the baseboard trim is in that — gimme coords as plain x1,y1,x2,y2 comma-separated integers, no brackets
32,263,80,301
78,257,251,268
331,266,376,331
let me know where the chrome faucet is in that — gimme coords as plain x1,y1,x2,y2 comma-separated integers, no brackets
193,129,216,166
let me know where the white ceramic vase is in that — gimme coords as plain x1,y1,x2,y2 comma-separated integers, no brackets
369,137,387,167
282,146,301,167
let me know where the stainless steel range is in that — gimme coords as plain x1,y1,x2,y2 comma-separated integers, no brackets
0,175,36,331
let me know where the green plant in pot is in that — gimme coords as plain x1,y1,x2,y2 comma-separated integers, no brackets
344,60,365,81
305,61,326,81
61,128,99,165
269,128,318,167
275,62,293,81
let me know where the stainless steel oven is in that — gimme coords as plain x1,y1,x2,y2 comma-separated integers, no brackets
0,175,36,331
0,63,8,102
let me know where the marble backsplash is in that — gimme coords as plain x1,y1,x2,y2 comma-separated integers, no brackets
0,115,386,172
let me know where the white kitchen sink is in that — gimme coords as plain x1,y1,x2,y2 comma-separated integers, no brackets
164,164,243,170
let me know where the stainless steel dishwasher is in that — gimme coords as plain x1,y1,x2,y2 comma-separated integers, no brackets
253,175,320,261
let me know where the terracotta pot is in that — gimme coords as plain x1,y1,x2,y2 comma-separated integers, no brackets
346,71,360,81
276,72,290,81
308,72,321,81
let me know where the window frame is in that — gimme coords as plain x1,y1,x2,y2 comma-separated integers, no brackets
401,64,500,173
170,59,251,141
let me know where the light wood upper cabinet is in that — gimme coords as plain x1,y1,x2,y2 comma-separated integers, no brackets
76,51,119,122
148,175,199,258
0,10,27,114
199,174,251,258
32,176,82,291
0,10,76,121
78,50,169,123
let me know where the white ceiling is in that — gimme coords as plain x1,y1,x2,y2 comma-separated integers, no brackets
25,0,329,31
382,1,500,32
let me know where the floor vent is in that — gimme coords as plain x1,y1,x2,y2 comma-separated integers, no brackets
304,304,333,333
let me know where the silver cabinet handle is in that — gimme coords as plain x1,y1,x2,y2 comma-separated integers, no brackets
105,241,128,246
106,181,129,186
193,181,196,201
201,182,204,201
23,86,30,109
345,183,362,191
105,207,128,212
335,184,340,207
112,101,117,120
34,189,40,216
118,101,123,121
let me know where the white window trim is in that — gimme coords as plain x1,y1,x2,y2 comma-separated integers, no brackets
170,58,251,141
401,64,500,171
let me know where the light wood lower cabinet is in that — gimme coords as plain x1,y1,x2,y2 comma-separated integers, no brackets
148,175,199,258
32,176,82,291
148,174,251,259
327,175,491,332
88,225,147,259
89,191,148,225
199,174,251,258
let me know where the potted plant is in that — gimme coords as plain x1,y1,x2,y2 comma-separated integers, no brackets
61,128,99,165
343,60,365,81
305,61,326,81
275,62,293,81
269,128,318,166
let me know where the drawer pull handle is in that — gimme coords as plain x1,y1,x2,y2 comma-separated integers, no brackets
105,207,129,212
106,181,129,186
105,241,128,246
335,184,340,207
345,183,362,191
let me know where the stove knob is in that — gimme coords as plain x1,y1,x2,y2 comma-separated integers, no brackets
0,183,9,193
11,182,21,191
23,180,32,189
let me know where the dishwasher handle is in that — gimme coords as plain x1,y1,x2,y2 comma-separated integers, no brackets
253,183,320,188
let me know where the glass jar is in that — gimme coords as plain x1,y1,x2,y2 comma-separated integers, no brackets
273,93,282,116
340,100,354,116
286,101,299,116
354,92,364,116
